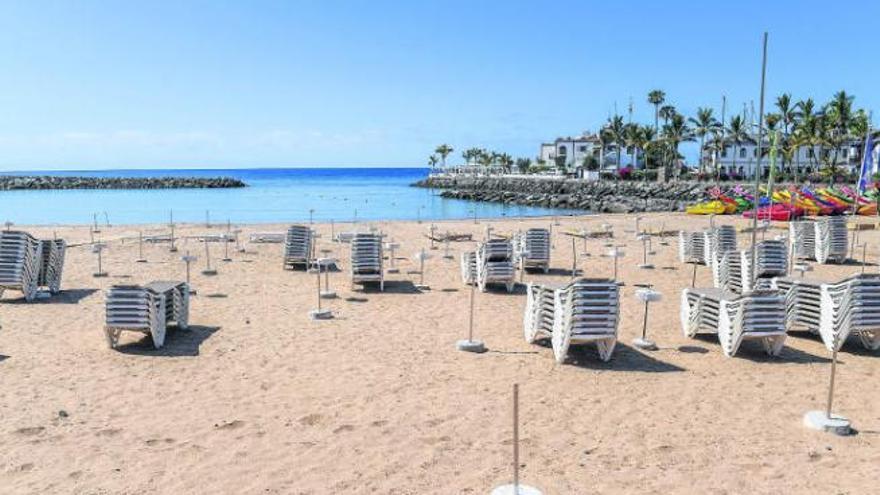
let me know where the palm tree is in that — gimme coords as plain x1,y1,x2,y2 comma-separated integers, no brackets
661,113,693,179
478,149,494,169
776,94,796,176
428,154,439,173
727,115,749,176
633,125,655,180
659,105,677,126
624,123,641,169
434,144,453,169
795,99,819,173
647,90,666,133
498,153,514,173
605,115,627,172
515,157,531,174
689,107,720,175
462,147,482,167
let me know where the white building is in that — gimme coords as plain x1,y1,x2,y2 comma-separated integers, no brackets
705,138,871,178
538,132,637,174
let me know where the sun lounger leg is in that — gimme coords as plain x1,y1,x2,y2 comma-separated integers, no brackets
104,327,120,349
596,338,617,362
762,335,786,356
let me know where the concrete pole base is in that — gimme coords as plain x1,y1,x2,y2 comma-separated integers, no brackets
320,290,337,299
803,410,852,436
415,284,431,291
135,259,148,263
387,268,400,274
93,272,108,278
632,337,658,351
222,258,232,262
456,339,486,353
638,264,655,270
491,484,543,495
201,269,218,276
309,309,333,320
169,247,178,253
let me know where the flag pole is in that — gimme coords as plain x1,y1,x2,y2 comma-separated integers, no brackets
749,32,769,284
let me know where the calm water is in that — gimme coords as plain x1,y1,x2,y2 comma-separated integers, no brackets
0,168,578,225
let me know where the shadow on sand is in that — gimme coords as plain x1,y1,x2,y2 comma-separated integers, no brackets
4,288,99,305
690,333,831,363
115,325,220,357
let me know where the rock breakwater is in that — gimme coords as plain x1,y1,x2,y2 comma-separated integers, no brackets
413,176,711,213
0,175,246,191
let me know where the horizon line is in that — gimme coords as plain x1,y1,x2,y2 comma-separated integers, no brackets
0,165,430,174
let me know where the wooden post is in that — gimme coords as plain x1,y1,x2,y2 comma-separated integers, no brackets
513,383,520,491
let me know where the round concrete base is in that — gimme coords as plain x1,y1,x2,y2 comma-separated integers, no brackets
443,255,454,260
632,337,658,351
201,269,218,276
309,309,333,320
387,268,400,274
456,339,486,353
803,410,852,436
490,484,543,495
415,284,431,291
320,290,337,299
638,264,655,270
169,247,178,253
135,259,147,263
93,272,108,278
222,258,232,262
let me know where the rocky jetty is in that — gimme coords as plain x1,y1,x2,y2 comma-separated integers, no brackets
413,175,714,213
0,175,246,191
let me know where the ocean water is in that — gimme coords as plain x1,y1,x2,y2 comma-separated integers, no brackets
0,168,578,225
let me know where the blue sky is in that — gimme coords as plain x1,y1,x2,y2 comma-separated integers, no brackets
0,0,877,171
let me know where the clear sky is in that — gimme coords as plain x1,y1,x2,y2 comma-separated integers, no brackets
0,0,877,171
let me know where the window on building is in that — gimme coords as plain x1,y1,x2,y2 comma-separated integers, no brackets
577,145,587,152
722,147,728,158
558,146,567,155
808,148,815,158
739,148,747,158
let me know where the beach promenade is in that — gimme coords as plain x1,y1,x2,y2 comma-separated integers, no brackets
1,213,878,494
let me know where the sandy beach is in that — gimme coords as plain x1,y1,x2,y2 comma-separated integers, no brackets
1,212,878,494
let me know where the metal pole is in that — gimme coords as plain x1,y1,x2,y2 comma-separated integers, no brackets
513,383,520,491
749,32,769,288
316,264,322,311
691,262,698,288
862,244,867,273
571,237,577,277
138,231,144,259
642,300,650,339
204,240,211,270
825,337,838,419
419,249,425,286
97,249,102,274
613,253,619,280
468,283,475,342
205,210,210,228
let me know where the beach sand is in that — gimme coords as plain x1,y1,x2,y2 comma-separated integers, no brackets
1,212,878,494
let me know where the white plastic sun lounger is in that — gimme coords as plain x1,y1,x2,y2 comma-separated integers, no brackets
350,232,384,291
524,278,620,363
104,281,189,349
249,232,285,243
476,239,515,292
790,217,847,264
702,225,737,266
0,231,43,302
37,239,66,294
678,231,706,264
517,228,550,273
283,225,313,270
681,287,786,357
713,240,787,294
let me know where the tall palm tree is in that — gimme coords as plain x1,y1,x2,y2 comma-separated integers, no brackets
498,153,514,173
634,125,655,180
776,94,796,176
659,105,677,127
727,115,749,176
605,115,627,172
824,90,855,170
795,99,819,173
647,90,666,133
689,107,720,175
434,144,453,168
428,154,439,172
624,123,641,169
661,113,693,179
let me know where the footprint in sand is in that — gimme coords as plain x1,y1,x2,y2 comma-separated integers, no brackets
96,428,122,437
214,420,245,431
298,413,323,426
370,420,388,427
14,426,45,436
332,424,355,434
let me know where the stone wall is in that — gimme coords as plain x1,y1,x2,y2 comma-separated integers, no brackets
413,176,719,213
0,175,246,191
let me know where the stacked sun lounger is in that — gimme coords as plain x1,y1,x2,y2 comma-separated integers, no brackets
104,281,190,349
702,225,737,266
283,225,313,270
460,251,477,285
680,287,787,357
524,278,620,362
475,239,515,292
249,232,285,243
678,231,706,264
350,233,384,290
37,239,66,294
516,228,550,273
789,217,847,264
713,240,788,294
0,231,43,302
773,274,880,351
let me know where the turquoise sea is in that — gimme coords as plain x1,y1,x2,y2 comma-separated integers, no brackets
0,168,578,225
